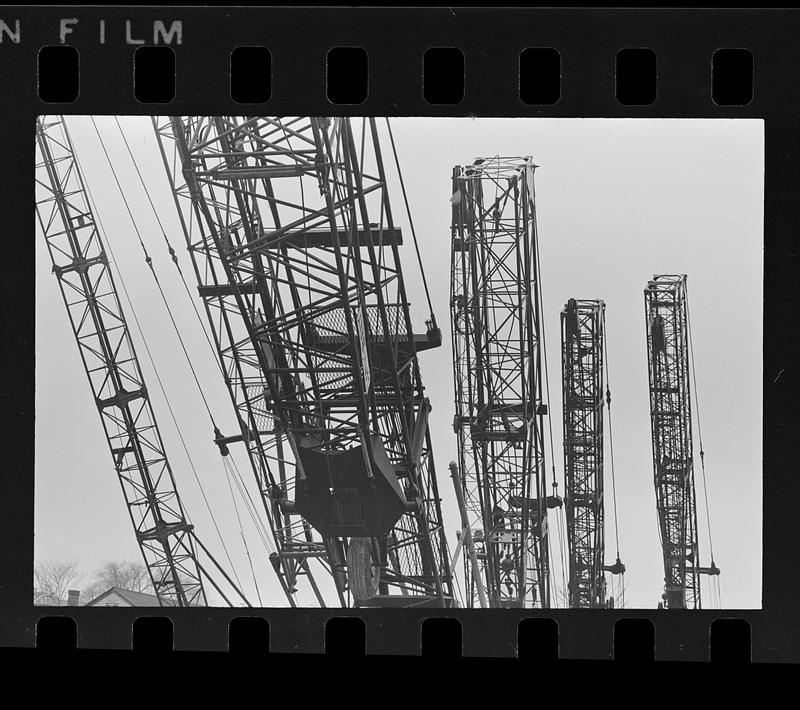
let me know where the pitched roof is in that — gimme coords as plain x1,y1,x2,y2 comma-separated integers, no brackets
114,587,170,607
84,586,172,607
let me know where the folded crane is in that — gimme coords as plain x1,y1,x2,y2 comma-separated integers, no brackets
449,157,560,608
560,299,625,608
645,274,720,609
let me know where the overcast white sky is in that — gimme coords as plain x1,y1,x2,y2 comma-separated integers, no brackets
35,117,763,609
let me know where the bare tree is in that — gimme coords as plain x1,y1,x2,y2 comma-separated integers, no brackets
34,560,84,602
83,560,153,601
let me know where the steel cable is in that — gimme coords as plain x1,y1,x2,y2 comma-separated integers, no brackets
223,456,263,606
71,117,244,599
384,118,437,326
602,325,622,561
602,325,625,609
529,172,569,606
685,282,719,608
90,117,220,431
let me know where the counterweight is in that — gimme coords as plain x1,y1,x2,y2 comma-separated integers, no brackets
450,157,559,608
154,116,454,607
35,116,208,606
645,274,719,609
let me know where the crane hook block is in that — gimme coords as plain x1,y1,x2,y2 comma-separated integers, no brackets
565,298,579,339
604,557,626,575
269,552,282,575
651,314,666,354
213,426,230,456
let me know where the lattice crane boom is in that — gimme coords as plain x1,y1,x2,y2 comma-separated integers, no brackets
154,116,454,607
645,274,719,609
560,298,624,608
450,157,559,608
36,115,210,606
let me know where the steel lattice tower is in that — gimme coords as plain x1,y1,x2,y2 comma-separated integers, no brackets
450,157,559,608
561,299,624,608
154,116,454,608
645,274,718,609
35,116,208,607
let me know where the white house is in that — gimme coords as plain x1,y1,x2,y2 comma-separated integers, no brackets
83,586,172,607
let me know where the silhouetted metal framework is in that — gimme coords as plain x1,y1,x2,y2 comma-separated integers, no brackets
154,116,454,607
35,116,208,607
450,156,558,608
645,274,718,609
561,299,623,608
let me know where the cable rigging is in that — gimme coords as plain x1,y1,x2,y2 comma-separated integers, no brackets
111,116,228,382
77,119,255,602
602,324,625,609
96,214,245,594
222,455,263,606
90,116,228,453
36,115,249,607
84,117,271,603
530,176,569,606
107,116,292,601
385,118,437,329
684,283,721,609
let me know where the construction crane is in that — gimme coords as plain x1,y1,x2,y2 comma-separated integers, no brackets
449,156,561,608
153,116,455,608
645,274,720,609
560,299,625,608
35,116,247,607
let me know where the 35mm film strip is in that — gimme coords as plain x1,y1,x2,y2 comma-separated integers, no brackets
1,7,793,662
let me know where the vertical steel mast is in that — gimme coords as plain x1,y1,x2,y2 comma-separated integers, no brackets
450,157,559,608
35,116,207,606
561,299,624,608
154,116,454,607
645,274,718,609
